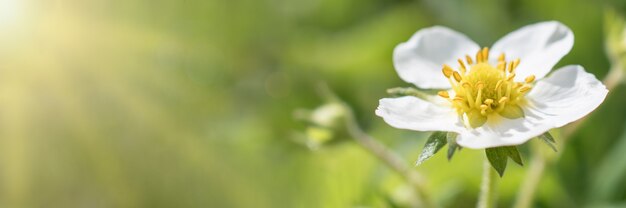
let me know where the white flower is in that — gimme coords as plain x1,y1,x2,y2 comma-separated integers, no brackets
376,21,608,149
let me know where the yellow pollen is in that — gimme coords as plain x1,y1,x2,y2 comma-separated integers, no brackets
475,81,485,89
482,48,489,60
453,71,462,82
439,47,536,128
507,62,515,73
495,80,503,90
518,86,531,93
442,65,454,78
458,59,467,73
507,73,516,81
438,91,449,98
465,55,474,65
497,62,505,71
513,58,521,68
461,82,472,89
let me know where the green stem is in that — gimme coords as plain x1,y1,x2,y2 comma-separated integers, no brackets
316,83,435,208
344,105,434,208
477,159,498,208
512,153,545,208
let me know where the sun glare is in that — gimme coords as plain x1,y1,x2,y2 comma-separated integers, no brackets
0,0,22,27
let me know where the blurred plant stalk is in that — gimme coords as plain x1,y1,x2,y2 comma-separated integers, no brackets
316,84,435,208
477,159,499,208
513,9,626,208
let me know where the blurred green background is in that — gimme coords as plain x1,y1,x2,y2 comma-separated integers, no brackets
2,0,626,207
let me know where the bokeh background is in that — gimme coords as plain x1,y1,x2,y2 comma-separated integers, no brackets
1,0,626,207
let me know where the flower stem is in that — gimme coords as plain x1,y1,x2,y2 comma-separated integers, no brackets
477,159,498,208
513,62,623,208
316,83,435,208
512,153,545,208
344,105,434,208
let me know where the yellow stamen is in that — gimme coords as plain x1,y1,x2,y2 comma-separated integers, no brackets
484,99,494,105
462,82,475,107
513,58,520,69
499,97,509,104
518,86,531,93
439,48,534,128
498,53,505,62
438,91,450,98
497,62,506,71
507,61,515,73
506,82,513,97
480,104,489,115
475,81,485,89
495,80,503,90
465,55,474,65
507,73,516,81
496,97,509,112
442,65,454,78
458,59,467,74
475,82,484,107
453,71,462,82
482,47,489,61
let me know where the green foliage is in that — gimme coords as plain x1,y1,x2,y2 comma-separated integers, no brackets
446,132,461,160
589,123,626,203
604,8,626,63
485,146,523,177
416,131,463,166
537,132,557,152
416,131,448,166
0,0,623,207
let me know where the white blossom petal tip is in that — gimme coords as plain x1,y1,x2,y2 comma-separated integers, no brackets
375,96,462,133
393,26,480,89
491,21,574,81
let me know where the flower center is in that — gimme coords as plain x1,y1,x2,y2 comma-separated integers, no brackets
437,47,536,128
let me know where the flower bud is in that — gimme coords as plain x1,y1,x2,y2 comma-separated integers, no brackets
294,102,349,149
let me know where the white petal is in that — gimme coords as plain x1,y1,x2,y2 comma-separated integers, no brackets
456,115,555,149
394,26,480,89
490,21,574,81
456,65,607,149
526,65,608,127
375,96,463,132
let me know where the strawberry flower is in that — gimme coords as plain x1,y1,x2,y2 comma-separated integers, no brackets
376,21,608,149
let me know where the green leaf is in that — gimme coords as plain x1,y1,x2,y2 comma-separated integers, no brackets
505,146,523,166
416,131,447,166
590,123,626,201
537,132,557,152
446,132,460,160
604,8,626,62
485,146,523,177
